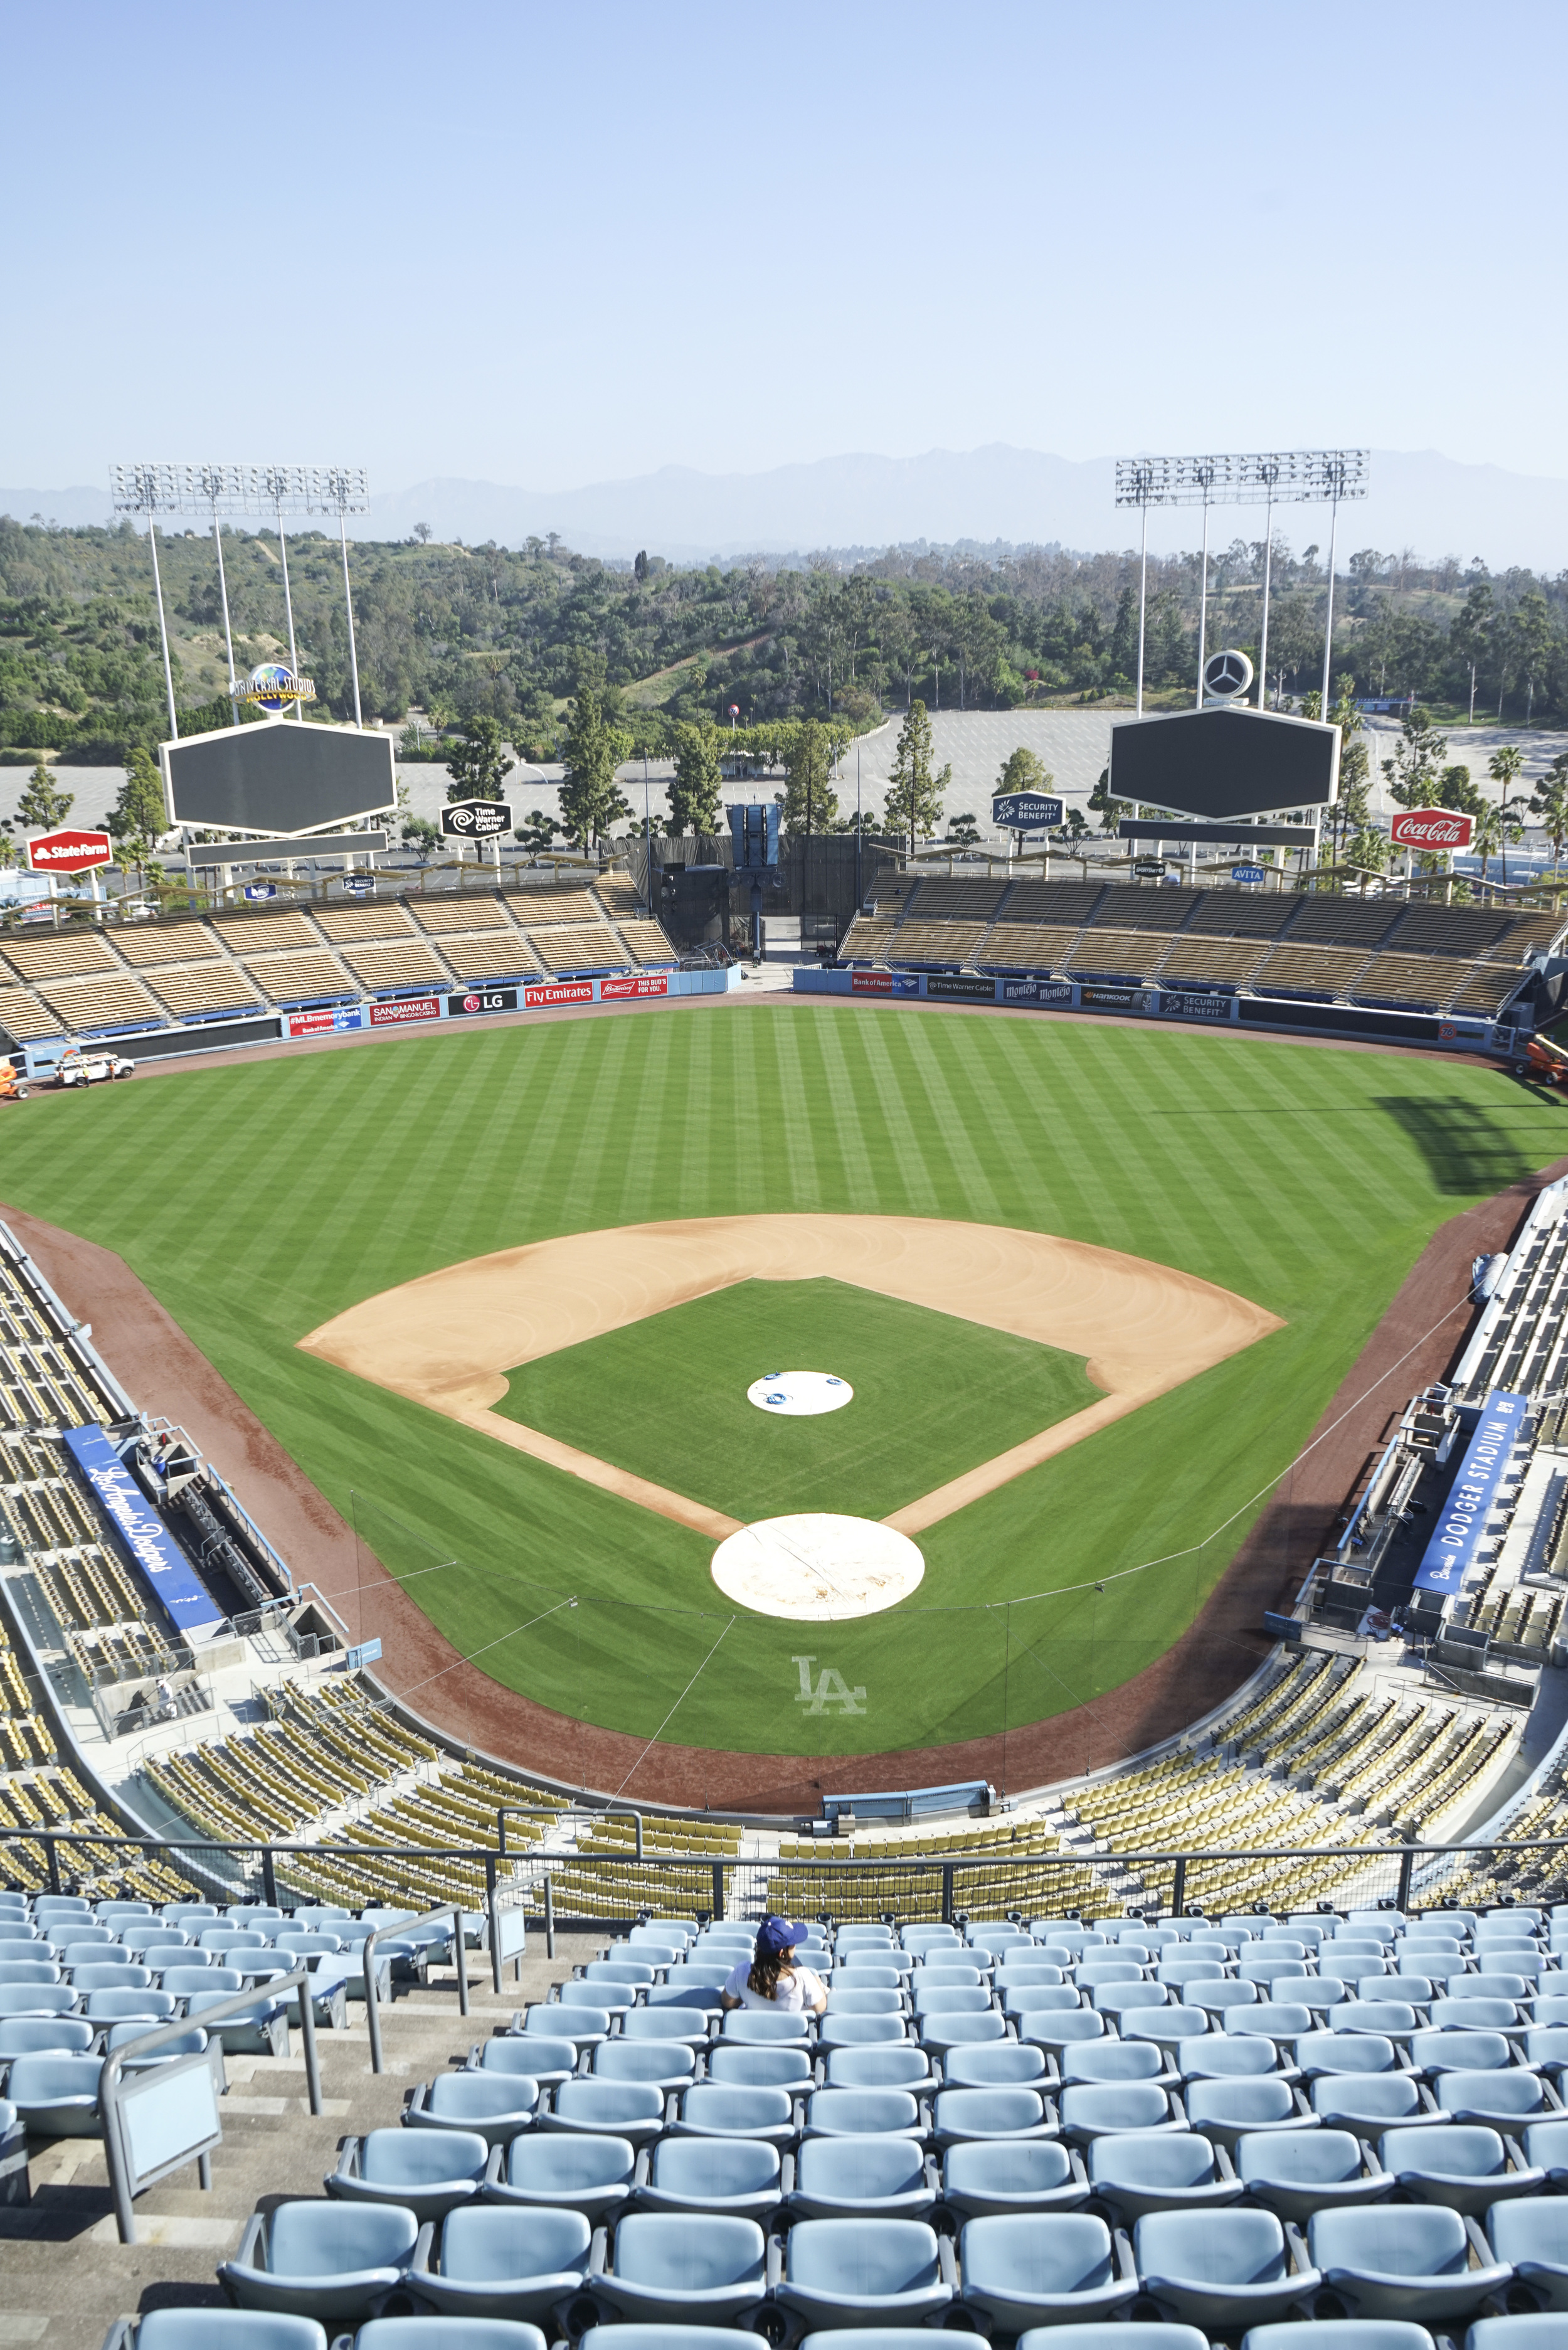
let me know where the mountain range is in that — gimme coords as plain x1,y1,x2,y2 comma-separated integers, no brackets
8,445,1568,572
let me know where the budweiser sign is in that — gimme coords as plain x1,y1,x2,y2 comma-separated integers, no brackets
1391,808,1474,850
26,826,112,875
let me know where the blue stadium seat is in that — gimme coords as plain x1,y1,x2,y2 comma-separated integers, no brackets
1093,1983,1169,2016
1060,2039,1168,2087
480,2038,572,2088
1186,2077,1307,2148
1059,2082,1183,2143
636,2134,781,2219
1088,2130,1242,2221
832,1966,906,1991
591,2040,696,2090
789,2133,936,2220
672,2083,797,2142
992,1963,1065,1991
1436,2071,1554,2128
1487,2201,1568,2310
588,2211,767,2325
942,2043,1047,2088
1136,2206,1318,2329
720,2008,809,2044
406,2073,539,2146
1468,2320,1568,2350
803,2087,921,2139
583,1960,657,1989
1236,2129,1391,2222
1125,2005,1212,2053
0,1964,60,1988
1431,1998,1520,2034
1240,2324,1434,2350
706,2044,812,2089
408,2205,592,2323
824,2046,932,2091
1409,2030,1515,2076
543,2080,665,2146
1159,1958,1227,1988
1180,2034,1282,2083
1018,2009,1106,2056
1232,2002,1318,2045
0,2018,92,2060
918,2009,1006,2053
485,2133,635,2220
959,2211,1138,2329
1194,1979,1261,2014
327,2129,490,2221
1525,2121,1568,2185
0,1987,77,2019
910,1982,989,2014
1385,2124,1540,2213
183,1990,287,2058
620,1999,712,2038
825,1987,904,2017
6,2052,102,2135
1002,1985,1080,2018
775,2218,954,2329
817,2012,907,2051
1075,1960,1144,1987
1296,2033,1400,2080
931,2087,1054,2145
220,2201,420,2322
1017,2326,1204,2350
1310,2203,1511,2322
353,2325,543,2350
112,2316,329,2350
70,1963,151,1992
941,2138,1086,2219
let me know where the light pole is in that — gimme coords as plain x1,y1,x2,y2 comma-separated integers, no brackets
1319,454,1348,715
1256,460,1278,709
108,467,181,738
1194,462,1216,708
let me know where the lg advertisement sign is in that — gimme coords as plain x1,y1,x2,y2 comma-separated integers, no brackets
1390,808,1475,851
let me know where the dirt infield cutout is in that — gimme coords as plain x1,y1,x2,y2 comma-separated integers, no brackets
299,1215,1282,1544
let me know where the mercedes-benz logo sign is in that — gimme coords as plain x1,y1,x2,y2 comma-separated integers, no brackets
1204,648,1254,701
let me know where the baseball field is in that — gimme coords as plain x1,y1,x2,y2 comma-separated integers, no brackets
1,1001,1562,1761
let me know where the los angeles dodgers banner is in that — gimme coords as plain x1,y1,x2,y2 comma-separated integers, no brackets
1412,1387,1529,1597
61,1423,226,1637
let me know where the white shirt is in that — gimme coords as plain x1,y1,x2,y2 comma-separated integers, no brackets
722,1959,825,2011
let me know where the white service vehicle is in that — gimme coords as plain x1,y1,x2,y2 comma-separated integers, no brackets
53,1048,135,1088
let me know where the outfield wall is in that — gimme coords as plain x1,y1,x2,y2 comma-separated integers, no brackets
792,964,1508,1054
19,965,742,1075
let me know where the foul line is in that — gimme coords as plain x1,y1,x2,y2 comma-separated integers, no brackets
613,1614,738,1797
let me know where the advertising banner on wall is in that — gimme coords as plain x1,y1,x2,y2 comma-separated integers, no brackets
600,974,670,999
926,974,997,1001
286,1006,364,1038
369,996,442,1026
850,970,920,995
448,989,519,1018
1412,1388,1529,1596
1391,808,1475,851
524,980,596,1009
998,977,1074,1007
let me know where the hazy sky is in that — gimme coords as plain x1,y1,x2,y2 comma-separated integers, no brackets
11,0,1566,493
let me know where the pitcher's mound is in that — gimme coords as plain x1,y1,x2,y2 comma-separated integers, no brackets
711,1513,924,1620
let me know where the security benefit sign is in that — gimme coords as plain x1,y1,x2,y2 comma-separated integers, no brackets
1412,1388,1528,1596
992,792,1063,833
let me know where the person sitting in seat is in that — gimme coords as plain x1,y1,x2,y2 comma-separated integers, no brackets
719,1916,827,2015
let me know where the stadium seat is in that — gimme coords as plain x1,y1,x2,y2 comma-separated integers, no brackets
406,2073,540,2146
220,2202,420,2322
1058,2082,1183,2142
1019,2008,1106,2056
485,2133,635,2220
636,2134,783,2219
721,2008,809,2044
1135,2206,1319,2328
902,1928,960,1955
1060,2039,1168,2086
824,2046,933,2091
1002,1984,1080,2018
672,2082,797,2142
1296,2033,1400,2080
586,2210,767,2325
959,2211,1138,2329
69,1962,151,1992
108,2317,331,2350
910,1981,988,2013
832,1967,906,1991
543,2080,665,2146
789,2133,937,2220
1467,2321,1568,2350
1093,1982,1169,2016
1186,2076,1308,2147
1313,2073,1441,2135
1432,1998,1520,2034
408,2205,593,2323
941,2138,1088,2218
817,2012,907,2051
6,2052,102,2135
706,2044,812,2088
1180,2033,1281,2082
1088,2130,1242,2220
931,2087,1054,2145
1310,2203,1511,2322
353,2326,544,2350
803,2087,921,2139
1386,2124,1541,2213
1527,2121,1568,2184
1125,2005,1212,2053
1409,2030,1515,2076
1194,1978,1260,2014
1236,2128,1392,2222
0,2018,93,2060
620,2000,712,2038
919,2009,1006,2053
184,1990,288,2058
939,2042,1046,2088
775,2218,955,2329
1436,2070,1554,2129
0,1987,77,2019
1240,2324,1434,2350
328,2129,490,2221
1075,1960,1143,1987
1232,2002,1318,2045
0,1964,59,1987
591,2039,696,2090
1488,2201,1568,2310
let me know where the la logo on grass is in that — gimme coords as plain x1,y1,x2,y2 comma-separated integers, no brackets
793,1654,866,1715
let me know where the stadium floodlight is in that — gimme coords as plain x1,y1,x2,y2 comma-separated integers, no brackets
111,462,371,736
1115,449,1369,716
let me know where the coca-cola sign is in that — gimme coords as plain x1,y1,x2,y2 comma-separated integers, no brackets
1391,807,1475,850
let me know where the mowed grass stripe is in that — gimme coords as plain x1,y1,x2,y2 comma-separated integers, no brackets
2,1005,1562,1758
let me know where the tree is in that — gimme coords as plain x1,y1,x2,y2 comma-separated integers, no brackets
413,523,432,544
945,811,981,845
782,720,838,836
400,813,440,854
17,760,73,832
103,747,164,846
884,699,943,852
558,688,632,849
668,723,723,837
514,809,563,856
1487,745,1524,803
997,746,1050,798
445,713,515,802
1381,708,1448,809
1531,754,1568,871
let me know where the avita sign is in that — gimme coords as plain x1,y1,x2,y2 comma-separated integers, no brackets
1391,807,1475,850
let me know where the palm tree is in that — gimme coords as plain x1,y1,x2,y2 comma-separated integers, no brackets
1486,745,1528,890
1530,755,1568,903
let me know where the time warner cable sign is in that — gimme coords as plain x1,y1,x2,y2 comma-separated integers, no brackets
1412,1388,1528,1597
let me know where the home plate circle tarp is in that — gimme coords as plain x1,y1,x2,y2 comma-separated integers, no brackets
711,1512,925,1620
745,1370,854,1417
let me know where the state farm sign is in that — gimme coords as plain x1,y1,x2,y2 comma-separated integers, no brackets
26,826,112,875
1391,808,1475,851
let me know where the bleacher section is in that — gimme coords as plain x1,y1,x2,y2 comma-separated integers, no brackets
0,877,682,1051
837,872,1562,1026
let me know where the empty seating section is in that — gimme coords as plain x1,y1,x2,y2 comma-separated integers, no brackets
236,949,354,1005
0,931,122,982
437,933,539,982
109,924,226,967
1254,943,1374,996
525,924,628,973
1154,935,1270,987
517,887,602,927
1093,885,1204,932
887,923,988,964
905,877,1009,922
409,895,515,934
840,919,900,960
0,988,61,1041
311,904,421,945
1190,891,1300,937
1066,928,1164,979
1288,897,1401,948
1005,880,1109,925
34,974,162,1034
337,942,450,994
142,964,265,1019
1353,954,1475,1011
614,919,680,967
208,908,324,954
980,923,1086,969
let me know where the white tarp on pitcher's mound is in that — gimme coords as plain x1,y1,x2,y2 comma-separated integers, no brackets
712,1513,923,1620
746,1371,854,1417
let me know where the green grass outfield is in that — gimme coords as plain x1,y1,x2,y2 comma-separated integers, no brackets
1,1005,1562,1758
495,1277,1101,1524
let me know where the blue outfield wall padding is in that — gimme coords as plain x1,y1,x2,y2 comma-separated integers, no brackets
61,1423,228,1639
1412,1388,1530,1597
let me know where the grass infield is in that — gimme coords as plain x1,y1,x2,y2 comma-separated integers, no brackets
495,1275,1101,1524
0,1004,1562,1757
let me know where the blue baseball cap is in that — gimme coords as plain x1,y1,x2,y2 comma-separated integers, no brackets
756,1916,809,1955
